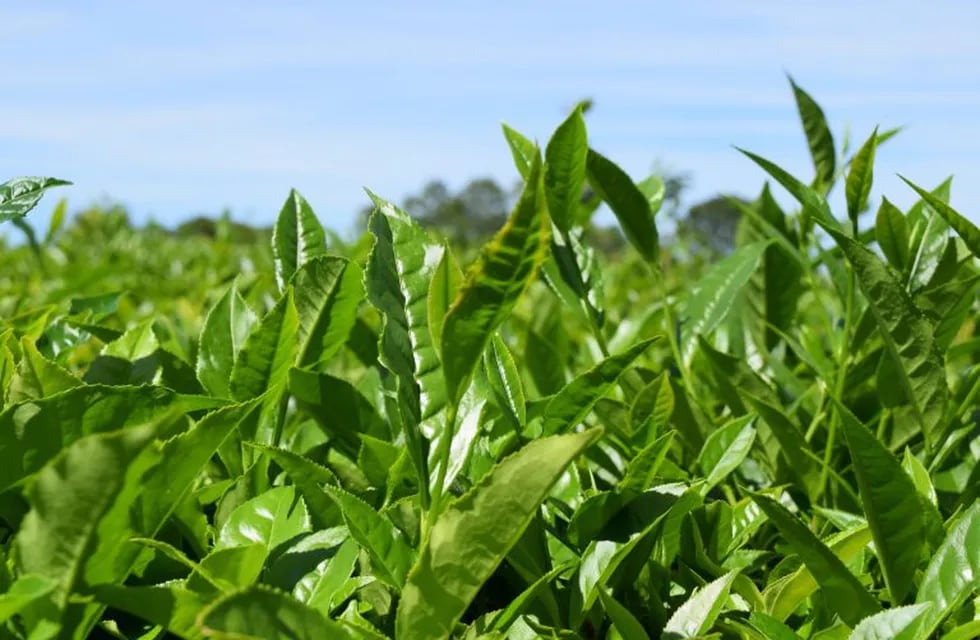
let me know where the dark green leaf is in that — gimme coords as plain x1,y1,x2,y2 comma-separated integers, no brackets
823,229,948,450
751,493,880,626
250,444,340,529
789,76,836,194
876,198,911,271
92,584,210,640
763,524,872,622
540,338,658,436
0,385,179,493
599,588,650,640
545,107,588,232
834,400,934,603
586,149,658,262
738,148,840,232
846,128,878,226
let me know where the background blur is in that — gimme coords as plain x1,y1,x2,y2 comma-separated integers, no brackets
3,1,979,233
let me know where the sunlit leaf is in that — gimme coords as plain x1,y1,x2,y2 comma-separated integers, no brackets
272,189,327,291
545,107,588,233
441,151,550,406
396,428,601,640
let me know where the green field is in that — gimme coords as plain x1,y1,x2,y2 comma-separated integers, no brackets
0,83,978,639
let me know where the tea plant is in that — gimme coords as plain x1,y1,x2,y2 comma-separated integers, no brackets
0,79,978,639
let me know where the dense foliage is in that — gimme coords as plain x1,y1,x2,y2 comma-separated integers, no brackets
0,81,978,639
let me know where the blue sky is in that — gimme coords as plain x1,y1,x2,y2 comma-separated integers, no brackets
3,2,979,234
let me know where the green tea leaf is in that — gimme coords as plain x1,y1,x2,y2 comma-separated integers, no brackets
846,128,878,226
540,337,658,436
682,240,770,365
7,337,79,403
291,256,364,368
484,334,526,430
441,151,550,406
196,283,257,399
293,538,360,615
501,123,536,179
628,372,674,445
0,574,57,624
914,502,980,637
324,485,415,589
848,603,930,640
752,493,880,626
599,588,650,640
365,192,446,423
272,189,327,291
488,563,571,633
288,368,384,454
250,444,340,529
0,385,178,493
229,290,299,445
664,571,738,638
545,107,588,233
789,76,836,194
0,176,71,223
823,228,948,450
901,448,937,507
698,415,756,494
194,544,268,592
738,148,840,232
396,428,601,640
139,399,263,546
906,177,953,291
586,148,658,262
620,430,675,494
92,584,211,640
763,525,873,622
835,400,934,603
216,485,311,556
876,198,911,271
197,585,367,639
427,244,462,357
901,176,980,259
15,423,163,625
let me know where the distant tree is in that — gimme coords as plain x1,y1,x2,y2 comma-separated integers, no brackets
678,194,749,256
358,177,512,248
